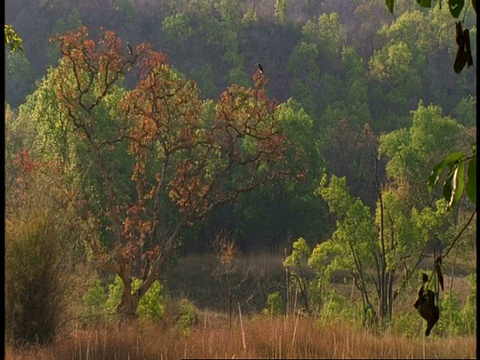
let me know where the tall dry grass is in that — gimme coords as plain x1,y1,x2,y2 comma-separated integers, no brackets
5,313,476,359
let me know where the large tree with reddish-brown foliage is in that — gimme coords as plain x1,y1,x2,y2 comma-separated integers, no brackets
51,26,303,319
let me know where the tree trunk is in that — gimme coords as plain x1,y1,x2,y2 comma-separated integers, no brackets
117,279,140,321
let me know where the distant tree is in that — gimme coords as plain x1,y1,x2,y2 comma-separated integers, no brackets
385,0,477,209
214,0,244,27
48,27,302,320
274,0,289,23
368,41,421,131
302,12,347,68
232,98,325,249
385,0,476,20
5,50,35,108
189,63,218,99
288,41,320,117
453,95,476,127
47,8,83,66
379,101,470,208
162,13,195,47
4,24,23,53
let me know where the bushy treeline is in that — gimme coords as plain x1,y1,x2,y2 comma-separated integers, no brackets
4,0,476,347
6,1,476,226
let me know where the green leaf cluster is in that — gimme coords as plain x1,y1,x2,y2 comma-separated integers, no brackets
86,275,166,321
4,24,23,53
428,144,476,209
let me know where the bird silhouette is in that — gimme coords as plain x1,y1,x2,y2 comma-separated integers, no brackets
256,63,264,74
127,42,134,55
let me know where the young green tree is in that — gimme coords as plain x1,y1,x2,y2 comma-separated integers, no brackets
314,173,378,326
313,172,448,327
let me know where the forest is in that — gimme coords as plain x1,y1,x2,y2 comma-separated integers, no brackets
4,0,477,358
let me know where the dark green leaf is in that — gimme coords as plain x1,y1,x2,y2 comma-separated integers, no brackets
444,151,465,167
466,156,476,205
428,159,447,191
448,0,465,18
417,0,433,7
386,0,395,14
435,263,444,291
442,171,454,205
428,152,464,191
448,161,465,208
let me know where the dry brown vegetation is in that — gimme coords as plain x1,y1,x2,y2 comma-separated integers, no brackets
5,315,476,359
6,252,476,359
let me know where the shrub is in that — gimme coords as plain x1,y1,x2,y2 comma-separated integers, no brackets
391,313,422,338
137,280,166,320
462,273,476,336
436,291,464,337
263,291,283,316
176,298,197,333
85,274,167,322
319,290,359,324
5,206,80,347
82,278,109,323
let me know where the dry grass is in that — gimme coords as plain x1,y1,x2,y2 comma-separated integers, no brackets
5,314,476,359
7,253,475,359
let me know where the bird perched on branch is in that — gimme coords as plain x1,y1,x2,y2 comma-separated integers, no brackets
256,63,264,74
127,42,134,55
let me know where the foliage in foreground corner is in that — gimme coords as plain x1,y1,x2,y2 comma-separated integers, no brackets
428,143,476,209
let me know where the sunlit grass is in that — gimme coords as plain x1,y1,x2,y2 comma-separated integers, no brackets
5,315,476,359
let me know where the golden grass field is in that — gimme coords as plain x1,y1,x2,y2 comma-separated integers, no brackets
6,253,476,359
5,314,476,359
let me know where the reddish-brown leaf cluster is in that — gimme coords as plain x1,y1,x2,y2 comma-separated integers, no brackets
50,27,299,298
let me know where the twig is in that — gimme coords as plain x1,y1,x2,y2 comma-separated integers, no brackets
237,302,246,352
442,207,476,261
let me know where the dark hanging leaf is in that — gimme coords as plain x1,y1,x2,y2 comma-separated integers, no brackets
422,272,429,283
466,156,476,205
448,0,465,18
386,0,395,14
417,0,433,7
464,29,474,68
435,257,444,291
442,170,454,204
453,21,473,73
454,22,468,73
428,160,447,190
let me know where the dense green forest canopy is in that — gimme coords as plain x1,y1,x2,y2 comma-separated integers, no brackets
5,0,476,252
4,0,476,341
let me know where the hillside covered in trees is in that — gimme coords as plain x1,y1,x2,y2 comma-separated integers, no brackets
6,0,477,249
5,0,477,355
